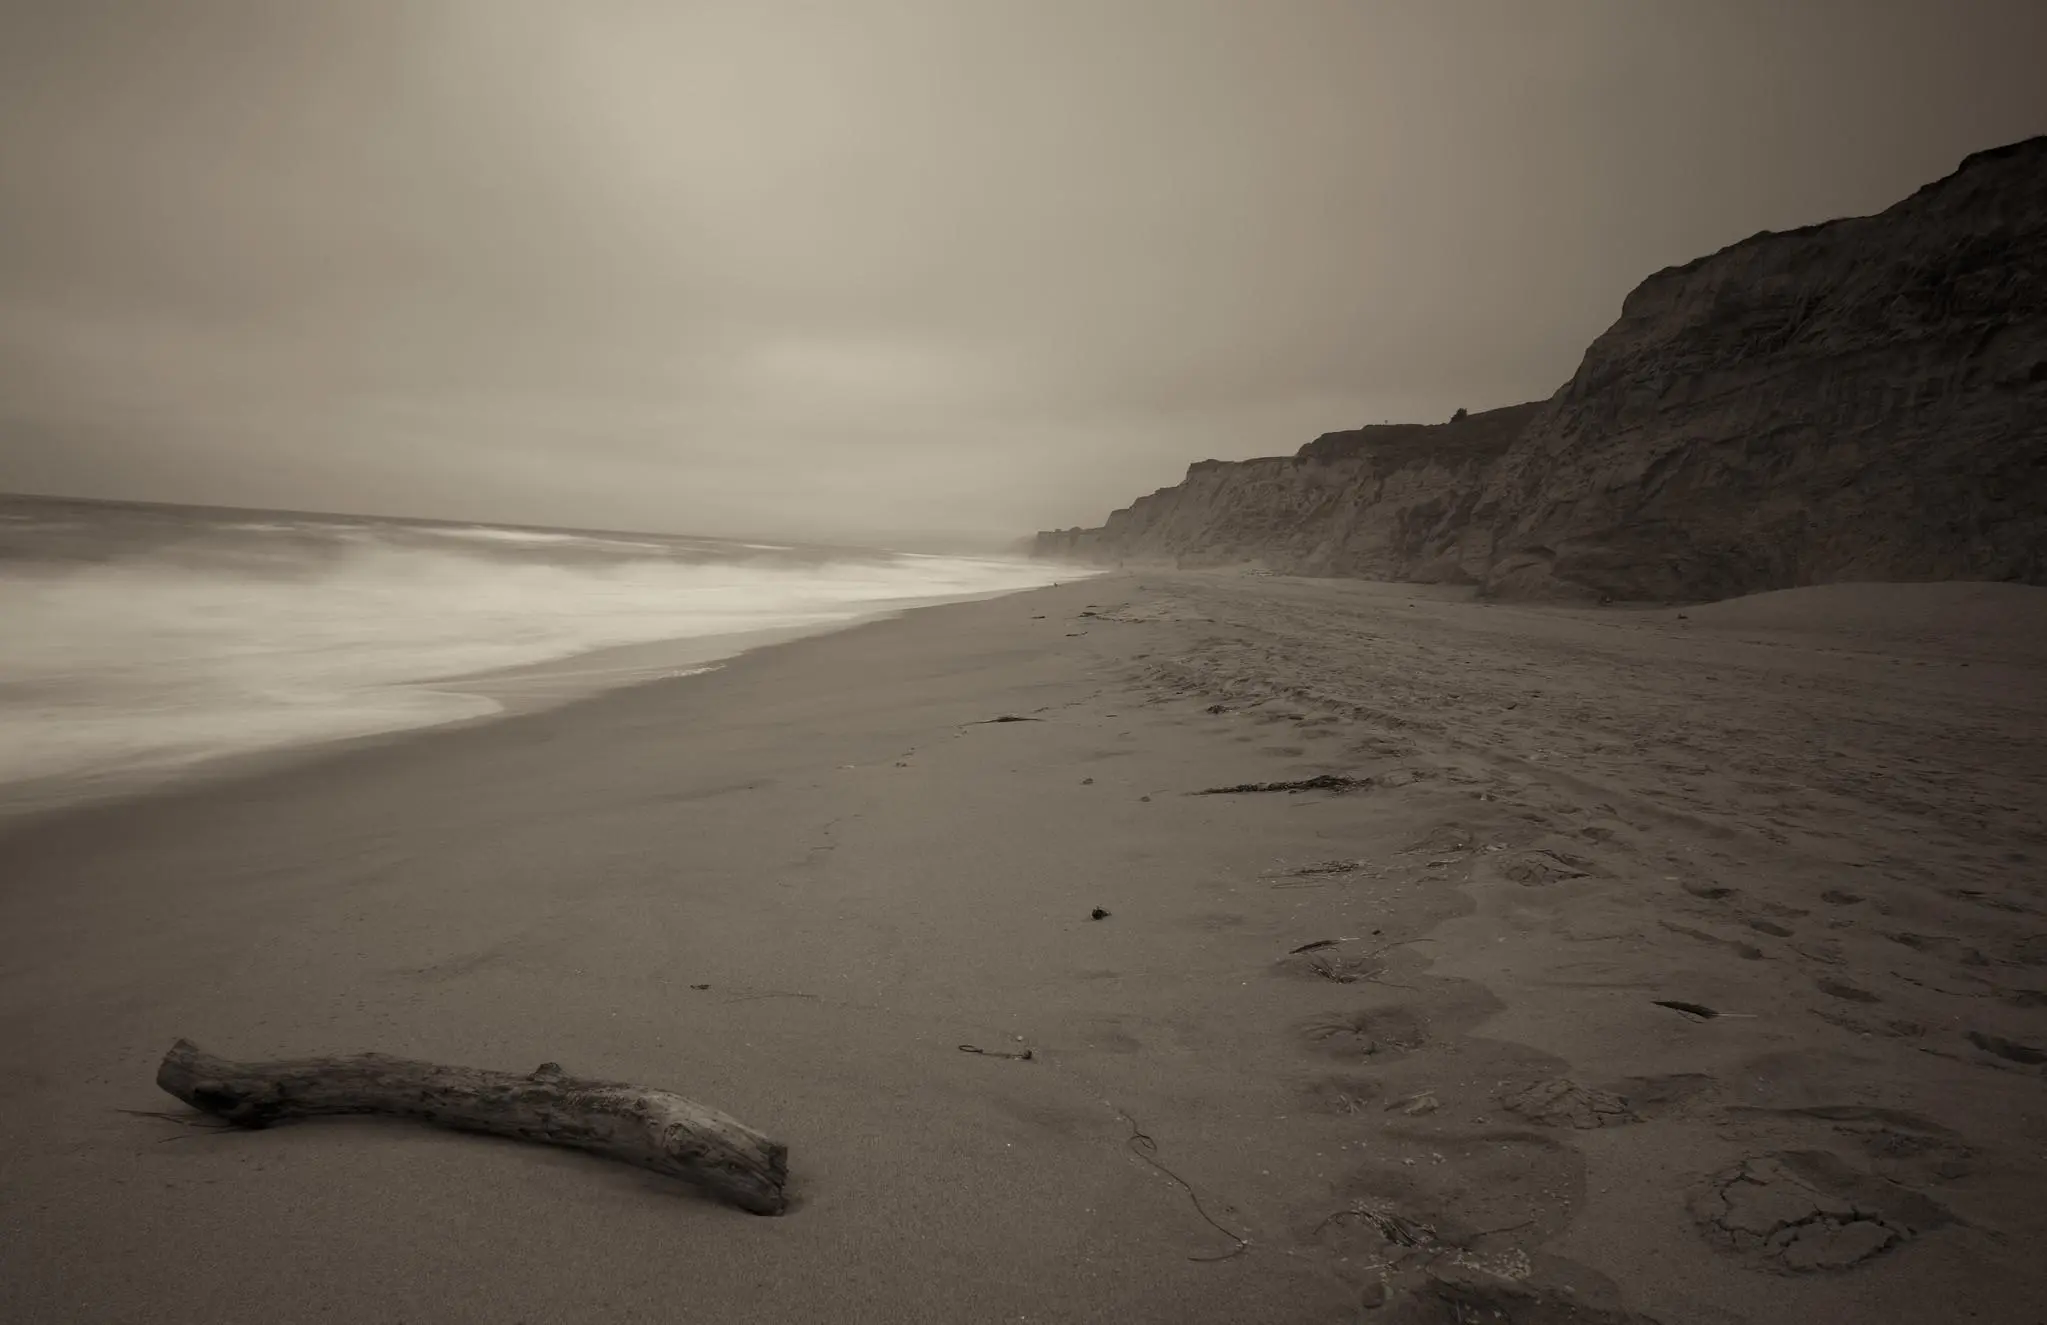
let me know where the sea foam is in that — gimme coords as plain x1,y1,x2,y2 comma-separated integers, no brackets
0,498,1072,810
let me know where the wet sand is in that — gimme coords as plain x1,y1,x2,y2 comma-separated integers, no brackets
2,573,2043,1323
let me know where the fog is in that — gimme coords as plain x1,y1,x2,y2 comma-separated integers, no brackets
3,0,2043,547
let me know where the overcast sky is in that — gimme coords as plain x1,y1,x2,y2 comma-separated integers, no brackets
2,1,2043,547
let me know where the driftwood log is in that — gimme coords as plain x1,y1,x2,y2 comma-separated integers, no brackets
156,1039,789,1214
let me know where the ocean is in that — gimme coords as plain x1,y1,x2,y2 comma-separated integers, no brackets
0,494,1073,815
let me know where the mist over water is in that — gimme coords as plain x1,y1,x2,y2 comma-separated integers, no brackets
0,495,1073,810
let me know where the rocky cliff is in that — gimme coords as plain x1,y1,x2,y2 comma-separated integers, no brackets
1034,403,1540,578
1035,137,2047,601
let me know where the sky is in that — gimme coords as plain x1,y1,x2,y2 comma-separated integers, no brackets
2,1,2043,548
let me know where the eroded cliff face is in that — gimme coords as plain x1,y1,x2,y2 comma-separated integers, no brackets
1035,403,1538,580
1035,138,2047,601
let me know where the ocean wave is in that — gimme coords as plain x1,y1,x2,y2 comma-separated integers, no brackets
0,503,1073,808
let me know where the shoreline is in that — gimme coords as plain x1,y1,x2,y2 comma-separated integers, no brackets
0,576,1095,829
2,573,2042,1323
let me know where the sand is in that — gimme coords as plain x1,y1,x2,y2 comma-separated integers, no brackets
2,572,2043,1323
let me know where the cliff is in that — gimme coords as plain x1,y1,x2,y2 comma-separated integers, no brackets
1035,137,2047,600
1034,403,1540,578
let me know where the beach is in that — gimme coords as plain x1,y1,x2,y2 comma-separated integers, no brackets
3,572,2044,1323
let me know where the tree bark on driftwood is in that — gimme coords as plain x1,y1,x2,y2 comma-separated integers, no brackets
156,1039,789,1214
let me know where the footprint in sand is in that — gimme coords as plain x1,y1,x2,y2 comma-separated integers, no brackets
2007,933,2047,966
1816,978,1881,1003
1790,937,1847,965
1966,1029,2046,1066
1689,1150,1950,1273
1299,1006,1428,1060
1312,1129,1661,1318
1814,1007,1926,1039
1721,1105,1974,1184
1397,823,1480,864
1279,949,1386,985
1301,1074,1383,1115
1497,1077,1640,1129
1660,920,1766,960
1608,1072,1717,1117
1362,1270,1656,1324
1497,849,1597,886
1886,930,1961,956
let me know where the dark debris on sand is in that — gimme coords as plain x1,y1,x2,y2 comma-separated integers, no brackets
1193,774,1371,796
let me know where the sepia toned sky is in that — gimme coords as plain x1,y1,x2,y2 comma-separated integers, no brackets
3,1,2044,547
